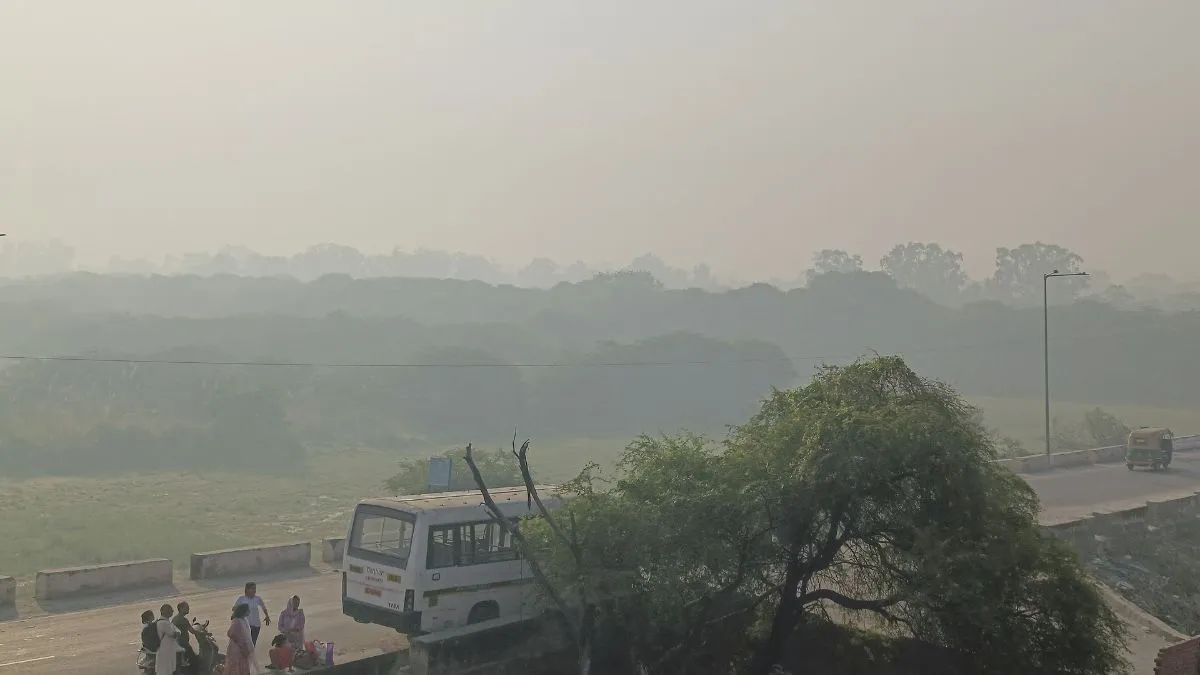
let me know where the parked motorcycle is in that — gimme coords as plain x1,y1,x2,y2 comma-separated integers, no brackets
189,619,225,674
136,647,155,674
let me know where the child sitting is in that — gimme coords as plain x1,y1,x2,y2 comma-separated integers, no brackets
268,634,294,671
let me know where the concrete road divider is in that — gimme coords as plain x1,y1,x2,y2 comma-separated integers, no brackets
190,542,311,581
34,559,172,601
0,576,14,607
322,537,346,564
322,650,408,674
994,434,1199,475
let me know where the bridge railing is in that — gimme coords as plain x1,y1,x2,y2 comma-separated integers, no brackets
995,434,1199,474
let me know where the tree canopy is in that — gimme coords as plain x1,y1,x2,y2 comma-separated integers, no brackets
1,264,1198,477
503,356,1127,675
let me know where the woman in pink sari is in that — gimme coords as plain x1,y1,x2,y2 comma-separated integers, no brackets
226,602,259,675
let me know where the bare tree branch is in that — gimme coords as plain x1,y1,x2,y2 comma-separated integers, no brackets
512,437,578,558
463,443,579,640
797,587,902,615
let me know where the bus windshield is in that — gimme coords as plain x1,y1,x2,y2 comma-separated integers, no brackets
349,506,417,569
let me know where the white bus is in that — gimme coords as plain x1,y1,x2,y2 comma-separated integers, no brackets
341,486,563,635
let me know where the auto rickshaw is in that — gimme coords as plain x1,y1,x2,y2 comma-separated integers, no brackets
1126,427,1174,471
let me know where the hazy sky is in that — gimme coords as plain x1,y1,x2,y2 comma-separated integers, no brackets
2,1,1197,280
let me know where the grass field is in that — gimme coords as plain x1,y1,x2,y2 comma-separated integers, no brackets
0,397,1195,581
969,396,1199,453
0,437,628,581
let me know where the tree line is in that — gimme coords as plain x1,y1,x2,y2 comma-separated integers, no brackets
0,332,789,477
2,269,1199,409
6,238,1200,310
456,357,1127,675
1,267,1197,478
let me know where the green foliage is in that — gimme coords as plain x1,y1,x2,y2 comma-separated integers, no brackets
6,267,1198,413
0,375,303,476
991,242,1088,306
384,446,522,495
1083,407,1133,446
807,249,864,283
0,329,789,477
1,263,1199,478
522,356,1128,675
879,242,969,306
1054,407,1133,450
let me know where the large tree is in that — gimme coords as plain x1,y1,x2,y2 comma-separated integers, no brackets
879,242,970,305
806,249,864,283
990,242,1088,306
495,356,1128,675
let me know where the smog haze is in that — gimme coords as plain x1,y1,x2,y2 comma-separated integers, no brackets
3,0,1198,281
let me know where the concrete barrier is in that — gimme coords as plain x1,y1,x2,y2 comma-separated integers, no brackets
190,542,311,581
0,576,14,607
34,559,172,600
995,434,1199,475
1177,434,1200,451
322,537,346,564
1045,490,1200,537
1156,634,1200,675
324,650,409,674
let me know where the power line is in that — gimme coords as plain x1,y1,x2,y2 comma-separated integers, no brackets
0,336,1038,370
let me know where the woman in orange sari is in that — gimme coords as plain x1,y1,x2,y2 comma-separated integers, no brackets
225,603,257,675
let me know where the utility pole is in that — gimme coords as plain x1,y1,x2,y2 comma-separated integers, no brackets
1043,269,1088,462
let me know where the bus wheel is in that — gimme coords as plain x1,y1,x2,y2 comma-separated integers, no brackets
468,601,500,625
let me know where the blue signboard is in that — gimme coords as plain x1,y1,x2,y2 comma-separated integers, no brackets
427,457,452,490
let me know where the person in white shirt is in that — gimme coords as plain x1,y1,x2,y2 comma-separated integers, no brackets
230,582,271,645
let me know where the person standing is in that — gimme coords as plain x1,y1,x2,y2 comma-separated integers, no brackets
225,603,256,675
231,582,271,646
154,604,181,675
278,595,306,650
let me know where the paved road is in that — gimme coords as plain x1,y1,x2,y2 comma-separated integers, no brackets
0,569,405,674
1028,452,1200,524
4,457,1200,674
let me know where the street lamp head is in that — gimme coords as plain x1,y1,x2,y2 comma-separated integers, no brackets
1045,269,1089,278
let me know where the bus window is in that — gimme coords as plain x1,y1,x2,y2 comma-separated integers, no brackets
350,507,416,568
427,526,458,569
470,521,519,564
428,519,522,568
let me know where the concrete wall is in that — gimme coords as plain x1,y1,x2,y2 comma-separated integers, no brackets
1040,487,1200,675
994,434,1199,475
1156,635,1200,675
0,576,14,607
323,537,346,564
190,542,311,581
34,559,172,600
323,651,409,675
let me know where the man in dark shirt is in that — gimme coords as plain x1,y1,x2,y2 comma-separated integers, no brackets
172,601,201,674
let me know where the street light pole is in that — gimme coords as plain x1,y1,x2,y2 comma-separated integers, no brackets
1043,269,1089,460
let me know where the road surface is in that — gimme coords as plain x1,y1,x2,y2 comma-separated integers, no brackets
3,456,1200,674
1029,452,1200,524
0,568,404,674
